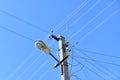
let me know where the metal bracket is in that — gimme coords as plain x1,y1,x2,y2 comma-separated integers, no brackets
54,55,69,68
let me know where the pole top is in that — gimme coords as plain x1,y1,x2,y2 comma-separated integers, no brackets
58,35,65,40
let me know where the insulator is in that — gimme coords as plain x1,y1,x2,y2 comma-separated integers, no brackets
66,47,71,52
51,29,54,33
48,34,52,39
65,41,69,47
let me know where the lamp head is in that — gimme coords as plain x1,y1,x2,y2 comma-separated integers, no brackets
35,40,51,54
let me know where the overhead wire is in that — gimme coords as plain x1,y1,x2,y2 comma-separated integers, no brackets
75,8,120,45
68,0,115,41
75,48,120,59
74,48,120,79
15,53,44,80
82,69,90,80
71,55,107,80
69,48,87,80
0,8,51,43
6,48,37,80
70,64,86,80
69,46,120,66
70,55,85,73
86,66,107,80
67,6,120,80
64,25,71,39
38,65,53,80
69,47,74,78
71,49,120,79
0,9,49,34
68,39,120,78
71,74,82,80
74,50,116,80
28,58,50,80
71,49,110,80
61,0,101,36
28,58,51,80
0,25,34,41
73,54,120,67
53,0,90,33
69,56,86,79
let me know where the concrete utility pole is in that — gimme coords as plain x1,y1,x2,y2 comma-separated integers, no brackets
58,36,69,80
51,35,69,80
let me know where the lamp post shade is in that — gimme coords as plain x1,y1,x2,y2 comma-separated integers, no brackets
35,40,51,54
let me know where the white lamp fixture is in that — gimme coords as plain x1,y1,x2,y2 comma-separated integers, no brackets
35,40,59,62
35,40,51,54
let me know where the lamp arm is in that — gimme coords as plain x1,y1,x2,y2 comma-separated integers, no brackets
49,53,59,62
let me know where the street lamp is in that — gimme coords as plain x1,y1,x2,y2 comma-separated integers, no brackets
35,40,59,62
35,39,69,68
35,34,69,80
35,40,51,54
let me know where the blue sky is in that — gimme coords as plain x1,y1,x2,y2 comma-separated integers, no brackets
0,0,120,80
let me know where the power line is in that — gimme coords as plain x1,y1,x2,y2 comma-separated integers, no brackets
61,0,101,36
28,58,50,80
0,25,34,41
75,48,120,59
69,56,85,80
82,69,90,80
69,56,86,76
71,55,107,80
82,58,115,80
70,54,115,80
38,65,52,80
69,49,74,78
70,63,86,77
0,9,49,34
75,49,120,79
75,54,120,67
69,52,112,80
70,46,120,67
53,0,90,33
16,53,43,80
68,0,115,40
6,49,37,80
86,66,107,80
69,35,120,79
70,75,82,80
76,8,120,45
